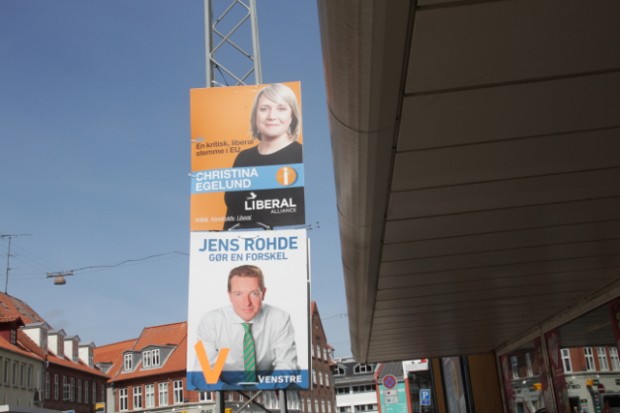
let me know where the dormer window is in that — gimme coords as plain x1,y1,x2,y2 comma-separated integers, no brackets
123,354,133,371
353,363,374,374
143,348,161,368
333,365,345,377
10,329,16,345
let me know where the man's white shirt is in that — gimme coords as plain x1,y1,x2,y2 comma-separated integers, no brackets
196,303,298,372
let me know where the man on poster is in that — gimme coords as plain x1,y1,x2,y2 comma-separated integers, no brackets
193,264,298,387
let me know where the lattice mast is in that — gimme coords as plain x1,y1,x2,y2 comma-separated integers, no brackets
204,0,263,87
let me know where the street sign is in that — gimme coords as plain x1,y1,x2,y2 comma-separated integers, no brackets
420,389,431,406
383,374,397,389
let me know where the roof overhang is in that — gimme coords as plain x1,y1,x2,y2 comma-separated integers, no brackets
318,0,620,362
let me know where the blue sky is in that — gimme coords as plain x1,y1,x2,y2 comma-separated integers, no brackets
0,1,351,358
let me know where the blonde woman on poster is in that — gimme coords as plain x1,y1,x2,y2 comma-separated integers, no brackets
224,83,305,229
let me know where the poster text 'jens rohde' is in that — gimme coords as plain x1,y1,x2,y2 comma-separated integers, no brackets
198,235,299,262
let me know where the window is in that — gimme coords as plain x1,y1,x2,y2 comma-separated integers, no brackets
306,399,311,413
325,373,330,387
313,369,317,384
511,355,519,379
525,353,533,377
27,365,33,389
85,380,89,404
146,384,155,408
323,347,329,361
20,363,25,387
199,391,213,401
3,359,9,384
54,374,59,400
319,371,324,386
143,349,161,368
339,407,352,413
70,377,75,401
610,347,620,370
353,364,373,374
159,382,169,406
336,387,350,395
333,365,345,376
78,379,82,403
12,361,18,386
597,347,609,371
322,401,326,413
352,384,376,393
354,404,377,412
92,382,97,404
45,372,50,399
119,388,128,411
133,386,143,409
123,354,133,371
561,348,572,372
585,347,596,371
63,376,70,401
173,380,183,404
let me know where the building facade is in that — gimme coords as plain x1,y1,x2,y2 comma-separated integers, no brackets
0,316,44,406
300,302,337,413
332,358,378,413
94,322,208,413
0,292,109,413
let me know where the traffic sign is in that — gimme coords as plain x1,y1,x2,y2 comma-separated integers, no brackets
420,389,431,406
383,375,397,389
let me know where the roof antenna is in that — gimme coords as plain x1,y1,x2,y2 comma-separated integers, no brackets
1,234,32,294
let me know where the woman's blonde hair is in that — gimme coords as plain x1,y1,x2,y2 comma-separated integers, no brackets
250,83,301,141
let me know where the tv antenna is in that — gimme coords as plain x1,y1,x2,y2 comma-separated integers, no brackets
1,233,32,294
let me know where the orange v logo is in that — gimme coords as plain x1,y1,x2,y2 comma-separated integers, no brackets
194,341,229,384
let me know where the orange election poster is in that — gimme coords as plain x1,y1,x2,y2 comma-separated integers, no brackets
190,82,305,231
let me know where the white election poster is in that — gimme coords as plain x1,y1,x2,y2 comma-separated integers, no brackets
186,228,309,391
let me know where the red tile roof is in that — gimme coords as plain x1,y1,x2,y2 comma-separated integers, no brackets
0,333,43,361
95,338,137,365
94,322,187,383
0,292,109,378
48,351,110,378
0,293,46,324
0,315,23,325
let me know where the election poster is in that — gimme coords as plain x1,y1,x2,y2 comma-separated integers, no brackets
190,82,305,231
186,228,310,391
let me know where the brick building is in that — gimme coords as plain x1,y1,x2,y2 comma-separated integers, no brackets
300,302,337,413
94,321,216,413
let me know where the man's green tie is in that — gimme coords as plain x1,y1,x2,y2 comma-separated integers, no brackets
242,323,256,382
